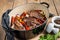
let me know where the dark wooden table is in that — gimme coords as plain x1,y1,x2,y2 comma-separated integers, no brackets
0,0,60,40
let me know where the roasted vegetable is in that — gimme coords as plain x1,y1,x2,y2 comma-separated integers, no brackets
20,21,30,30
11,16,15,26
20,12,26,19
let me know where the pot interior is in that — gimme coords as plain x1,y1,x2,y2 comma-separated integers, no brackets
9,3,49,31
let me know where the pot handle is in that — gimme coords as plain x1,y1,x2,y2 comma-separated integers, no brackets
40,2,49,8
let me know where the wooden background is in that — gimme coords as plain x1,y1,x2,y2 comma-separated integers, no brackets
0,0,60,40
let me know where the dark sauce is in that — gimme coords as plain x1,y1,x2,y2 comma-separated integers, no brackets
54,19,60,24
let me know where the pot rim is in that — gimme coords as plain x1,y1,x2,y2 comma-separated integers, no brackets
9,3,49,31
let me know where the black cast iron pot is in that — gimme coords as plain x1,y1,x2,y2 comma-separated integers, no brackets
2,2,50,40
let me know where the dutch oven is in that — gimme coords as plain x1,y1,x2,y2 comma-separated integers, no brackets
2,2,53,40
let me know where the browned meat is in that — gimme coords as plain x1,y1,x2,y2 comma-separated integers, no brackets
29,10,40,18
23,17,41,29
28,10,45,22
24,17,40,24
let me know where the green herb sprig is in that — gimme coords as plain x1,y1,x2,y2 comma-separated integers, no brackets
39,32,60,40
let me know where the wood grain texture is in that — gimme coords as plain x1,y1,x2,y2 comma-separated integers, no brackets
53,0,60,15
27,0,40,3
13,0,27,8
0,26,5,40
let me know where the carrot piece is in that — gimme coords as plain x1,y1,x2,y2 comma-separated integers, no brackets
20,21,30,30
11,16,15,26
11,16,15,24
20,12,26,19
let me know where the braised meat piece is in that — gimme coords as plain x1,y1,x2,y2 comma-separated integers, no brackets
23,17,41,29
28,10,40,18
28,10,45,22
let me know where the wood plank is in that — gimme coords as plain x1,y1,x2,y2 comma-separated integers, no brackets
0,0,7,9
0,25,5,40
0,0,14,10
53,0,60,15
27,0,40,3
13,0,27,8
